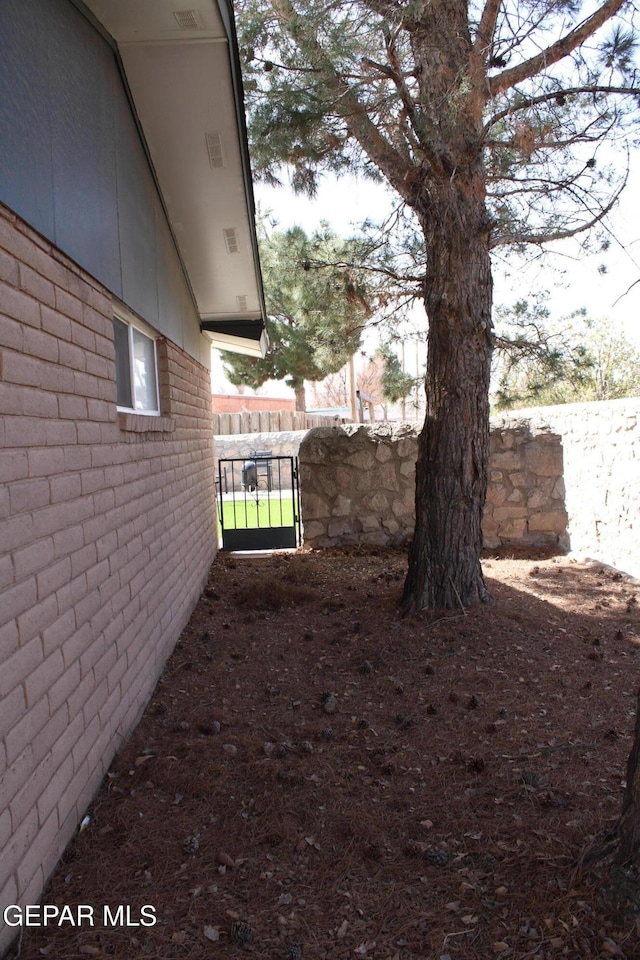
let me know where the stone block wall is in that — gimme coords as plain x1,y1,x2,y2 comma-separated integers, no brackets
300,424,418,547
484,418,567,549
0,204,217,951
299,421,567,550
505,399,640,577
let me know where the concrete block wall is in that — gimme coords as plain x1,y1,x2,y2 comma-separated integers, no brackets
0,204,217,952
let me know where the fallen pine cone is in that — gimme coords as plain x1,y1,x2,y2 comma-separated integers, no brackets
217,850,236,869
182,835,200,854
426,846,450,866
230,920,252,946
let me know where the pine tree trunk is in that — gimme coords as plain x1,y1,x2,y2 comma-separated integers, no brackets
294,382,306,412
402,176,493,611
615,689,640,867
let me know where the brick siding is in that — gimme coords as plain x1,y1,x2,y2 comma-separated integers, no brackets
0,203,217,951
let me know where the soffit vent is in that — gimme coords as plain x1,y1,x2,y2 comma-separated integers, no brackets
224,228,240,254
173,9,204,30
206,132,226,169
236,295,248,311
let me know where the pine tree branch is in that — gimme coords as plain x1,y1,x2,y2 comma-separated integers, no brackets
484,83,640,134
268,0,419,201
489,0,628,97
489,172,595,199
361,0,405,23
490,178,622,248
486,114,618,161
613,276,640,306
384,30,424,145
473,0,503,61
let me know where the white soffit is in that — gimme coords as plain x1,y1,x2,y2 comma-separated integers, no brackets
206,326,270,357
82,0,264,326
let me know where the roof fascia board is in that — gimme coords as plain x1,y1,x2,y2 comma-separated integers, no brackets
203,329,269,357
214,0,268,333
67,0,117,48
66,0,268,357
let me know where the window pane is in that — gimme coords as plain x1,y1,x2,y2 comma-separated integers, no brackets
113,317,132,408
132,327,159,412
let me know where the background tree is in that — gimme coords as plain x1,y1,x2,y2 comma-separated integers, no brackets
493,304,640,408
309,344,418,417
376,344,418,411
238,0,639,608
309,369,350,410
223,224,374,410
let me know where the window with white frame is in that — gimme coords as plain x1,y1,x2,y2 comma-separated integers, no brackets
113,314,160,414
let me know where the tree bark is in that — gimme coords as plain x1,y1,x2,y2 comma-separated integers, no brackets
402,172,493,611
615,688,640,867
293,382,306,412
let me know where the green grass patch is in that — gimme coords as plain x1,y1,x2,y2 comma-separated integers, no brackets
219,496,295,531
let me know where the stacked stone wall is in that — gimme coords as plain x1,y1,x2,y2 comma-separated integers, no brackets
485,418,567,548
298,401,640,577
299,422,567,550
0,204,217,951
503,399,640,577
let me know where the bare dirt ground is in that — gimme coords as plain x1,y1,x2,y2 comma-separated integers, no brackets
17,547,640,960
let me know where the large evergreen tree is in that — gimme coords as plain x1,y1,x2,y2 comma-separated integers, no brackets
223,224,376,410
238,0,639,609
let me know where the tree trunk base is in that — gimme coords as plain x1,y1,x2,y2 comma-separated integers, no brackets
600,862,640,919
401,529,491,613
582,847,640,924
576,688,640,919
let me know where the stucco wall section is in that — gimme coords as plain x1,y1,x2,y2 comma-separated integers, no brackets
0,204,217,951
299,422,567,550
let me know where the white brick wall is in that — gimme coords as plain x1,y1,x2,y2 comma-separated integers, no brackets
0,203,217,953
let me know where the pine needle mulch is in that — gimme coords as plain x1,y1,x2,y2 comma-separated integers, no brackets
17,548,640,960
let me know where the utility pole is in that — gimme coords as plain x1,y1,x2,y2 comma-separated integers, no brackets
415,338,420,423
348,354,358,422
401,340,407,422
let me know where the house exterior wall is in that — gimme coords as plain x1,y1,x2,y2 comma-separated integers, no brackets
0,204,218,952
0,0,209,367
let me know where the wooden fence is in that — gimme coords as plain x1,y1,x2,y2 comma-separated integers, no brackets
212,410,342,436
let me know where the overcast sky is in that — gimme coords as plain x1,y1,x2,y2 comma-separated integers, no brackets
212,162,640,395
254,167,640,336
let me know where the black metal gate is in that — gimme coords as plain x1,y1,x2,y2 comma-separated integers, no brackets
217,453,302,551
